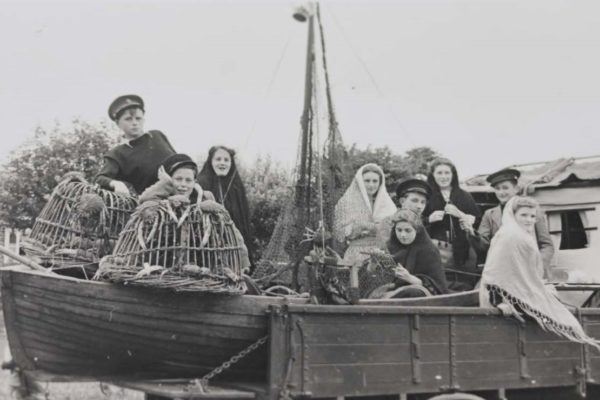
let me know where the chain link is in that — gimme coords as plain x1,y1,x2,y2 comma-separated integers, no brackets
198,335,269,388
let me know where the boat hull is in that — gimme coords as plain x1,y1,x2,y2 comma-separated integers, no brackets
1,267,292,381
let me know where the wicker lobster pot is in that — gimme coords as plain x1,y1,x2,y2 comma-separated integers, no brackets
96,198,247,294
23,176,138,274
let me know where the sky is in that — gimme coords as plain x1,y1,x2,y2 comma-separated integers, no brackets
2,0,600,178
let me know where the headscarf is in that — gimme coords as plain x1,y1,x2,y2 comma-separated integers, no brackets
333,163,396,244
480,197,600,349
197,146,252,251
386,210,448,295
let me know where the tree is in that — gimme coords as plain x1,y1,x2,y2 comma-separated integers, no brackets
0,119,119,229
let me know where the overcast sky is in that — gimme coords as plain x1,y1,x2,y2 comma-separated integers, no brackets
2,0,599,178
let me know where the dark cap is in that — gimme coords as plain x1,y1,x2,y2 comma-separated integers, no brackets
486,168,521,186
396,177,431,199
162,154,198,176
108,94,144,121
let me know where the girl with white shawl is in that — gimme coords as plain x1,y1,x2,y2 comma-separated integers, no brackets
480,196,599,349
333,163,397,266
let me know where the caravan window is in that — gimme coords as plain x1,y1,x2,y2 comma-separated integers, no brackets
546,208,596,250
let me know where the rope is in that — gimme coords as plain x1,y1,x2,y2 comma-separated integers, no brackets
242,29,294,149
323,3,416,147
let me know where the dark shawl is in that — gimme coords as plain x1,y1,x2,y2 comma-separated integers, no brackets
387,225,449,295
197,156,253,257
424,163,481,267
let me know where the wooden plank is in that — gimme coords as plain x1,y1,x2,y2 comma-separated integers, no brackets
115,381,256,399
14,291,265,341
303,363,449,397
14,283,268,328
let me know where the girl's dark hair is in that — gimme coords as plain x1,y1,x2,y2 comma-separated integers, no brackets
427,157,460,192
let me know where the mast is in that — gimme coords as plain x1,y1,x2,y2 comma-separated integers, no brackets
294,4,315,214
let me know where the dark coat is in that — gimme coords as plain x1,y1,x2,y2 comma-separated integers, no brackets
94,131,175,195
387,225,449,295
424,164,481,267
197,160,253,258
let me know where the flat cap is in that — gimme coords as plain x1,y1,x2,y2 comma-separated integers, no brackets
108,94,144,121
396,177,431,199
486,168,521,186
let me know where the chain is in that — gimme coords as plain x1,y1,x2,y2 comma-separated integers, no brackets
195,335,269,390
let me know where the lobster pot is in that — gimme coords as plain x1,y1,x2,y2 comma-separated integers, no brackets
316,257,396,303
96,200,247,294
23,178,138,270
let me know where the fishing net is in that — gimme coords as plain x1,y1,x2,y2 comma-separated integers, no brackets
95,197,247,294
21,173,137,276
252,8,350,288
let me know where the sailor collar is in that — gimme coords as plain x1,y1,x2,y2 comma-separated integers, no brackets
123,131,152,148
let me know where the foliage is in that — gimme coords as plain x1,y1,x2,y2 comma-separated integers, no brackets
0,119,118,229
242,155,291,262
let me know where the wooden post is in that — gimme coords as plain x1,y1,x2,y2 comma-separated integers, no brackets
3,228,12,265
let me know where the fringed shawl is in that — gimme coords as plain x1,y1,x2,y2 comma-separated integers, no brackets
480,197,600,349
333,163,396,244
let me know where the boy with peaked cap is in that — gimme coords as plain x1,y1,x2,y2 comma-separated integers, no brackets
377,177,432,245
465,168,555,272
395,177,431,216
94,95,176,195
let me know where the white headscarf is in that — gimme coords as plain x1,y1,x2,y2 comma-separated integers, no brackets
333,163,397,243
480,197,600,349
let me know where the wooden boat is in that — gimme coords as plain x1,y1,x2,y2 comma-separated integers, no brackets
0,266,305,382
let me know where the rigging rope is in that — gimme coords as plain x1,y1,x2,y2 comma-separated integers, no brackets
323,2,416,147
242,29,294,149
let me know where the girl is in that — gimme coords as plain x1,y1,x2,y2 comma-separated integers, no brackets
480,196,599,348
198,146,253,259
386,209,449,296
424,158,481,268
333,163,396,266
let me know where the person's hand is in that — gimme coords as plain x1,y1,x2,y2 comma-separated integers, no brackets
428,210,445,223
199,200,227,213
459,215,475,235
444,204,462,218
110,180,131,195
393,265,422,285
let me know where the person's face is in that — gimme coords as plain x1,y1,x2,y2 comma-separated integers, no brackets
514,206,537,233
362,171,381,197
493,180,519,204
212,149,232,177
117,108,145,140
395,221,417,245
171,168,195,197
400,192,427,215
433,164,453,189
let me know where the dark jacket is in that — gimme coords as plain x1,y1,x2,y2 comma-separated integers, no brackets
95,131,175,195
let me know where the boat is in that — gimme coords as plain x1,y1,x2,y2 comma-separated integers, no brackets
1,265,301,382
